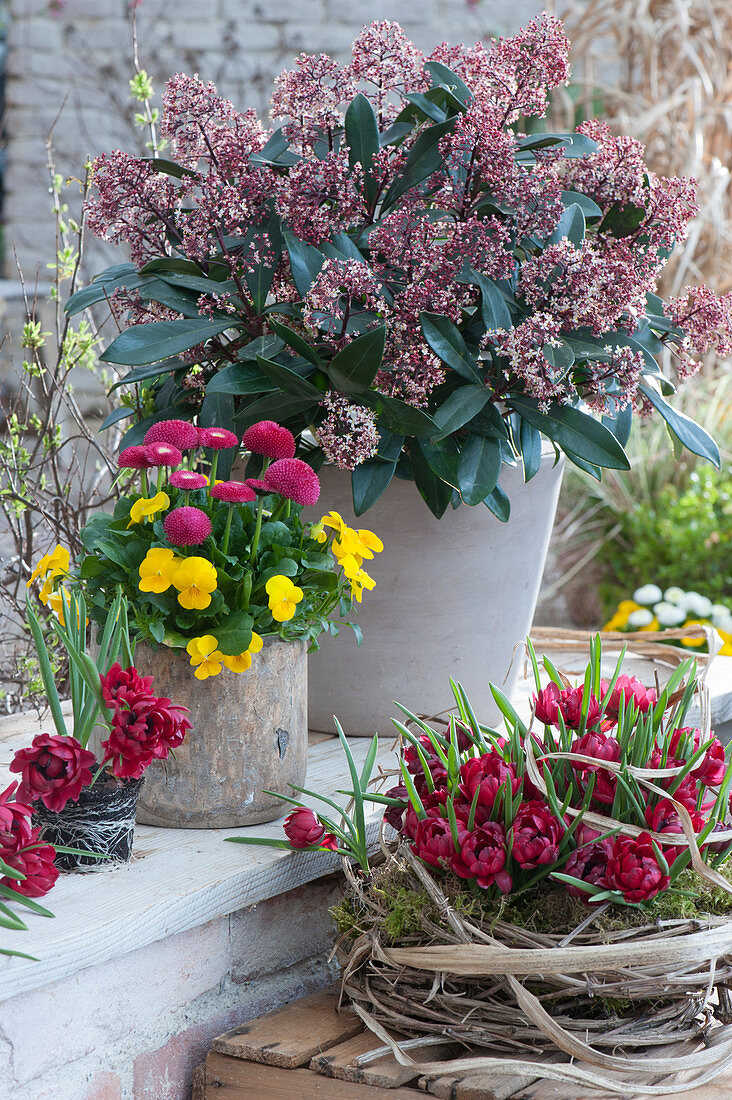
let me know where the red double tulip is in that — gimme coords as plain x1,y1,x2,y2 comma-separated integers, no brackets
606,832,670,903
563,838,611,901
459,752,519,824
10,733,97,812
2,840,59,898
693,739,727,787
570,730,621,806
510,800,564,869
100,663,155,708
0,782,34,856
604,675,657,717
411,816,456,869
451,821,511,892
283,808,334,849
534,683,600,729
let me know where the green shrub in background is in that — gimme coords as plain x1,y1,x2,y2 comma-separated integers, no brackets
597,465,732,611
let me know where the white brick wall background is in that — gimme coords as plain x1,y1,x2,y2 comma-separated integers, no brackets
3,0,545,279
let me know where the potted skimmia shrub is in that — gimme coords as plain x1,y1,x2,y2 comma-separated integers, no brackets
64,419,382,826
72,15,728,732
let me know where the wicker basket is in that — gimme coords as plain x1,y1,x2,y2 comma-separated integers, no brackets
338,845,732,1096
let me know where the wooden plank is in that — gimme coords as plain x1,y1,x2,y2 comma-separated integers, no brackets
0,733,393,1002
425,1070,541,1099
204,1050,423,1098
191,1062,206,1100
212,988,362,1068
310,1030,443,1088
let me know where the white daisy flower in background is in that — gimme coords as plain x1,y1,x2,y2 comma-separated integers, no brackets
633,584,663,605
654,602,686,627
677,591,713,618
664,586,686,604
628,608,655,628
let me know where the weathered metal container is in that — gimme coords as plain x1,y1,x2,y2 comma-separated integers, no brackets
134,636,308,828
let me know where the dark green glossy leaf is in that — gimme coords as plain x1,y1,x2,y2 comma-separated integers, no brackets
345,93,380,207
250,126,300,167
415,437,460,488
100,406,136,431
234,393,317,428
352,457,397,515
639,383,720,467
206,363,275,395
601,403,633,447
457,434,501,505
137,278,203,318
509,396,630,470
65,264,140,315
108,357,185,393
283,232,327,298
424,61,473,107
256,355,323,399
462,268,513,331
404,92,448,124
327,326,386,395
432,384,491,440
420,312,483,382
146,156,198,179
267,318,323,367
600,201,646,238
519,418,542,481
466,399,509,439
483,484,511,522
515,132,598,158
410,444,453,518
100,319,235,367
560,190,602,219
547,202,586,247
371,395,438,436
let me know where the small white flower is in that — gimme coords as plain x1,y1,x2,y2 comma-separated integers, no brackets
677,591,713,618
664,586,686,604
654,602,686,627
710,604,732,627
628,608,654,628
633,584,663,605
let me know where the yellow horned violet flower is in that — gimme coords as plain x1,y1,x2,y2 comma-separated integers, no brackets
338,553,376,603
138,548,181,594
265,575,303,622
127,491,170,528
173,557,218,610
27,544,70,592
186,635,224,679
332,526,383,566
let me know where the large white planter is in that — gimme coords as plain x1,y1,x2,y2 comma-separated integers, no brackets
307,452,564,735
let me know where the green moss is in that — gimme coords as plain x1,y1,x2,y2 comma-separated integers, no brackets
331,861,732,945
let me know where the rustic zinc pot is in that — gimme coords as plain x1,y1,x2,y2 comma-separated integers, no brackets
133,636,308,828
307,449,564,735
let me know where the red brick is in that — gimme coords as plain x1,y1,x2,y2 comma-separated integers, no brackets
84,1071,122,1100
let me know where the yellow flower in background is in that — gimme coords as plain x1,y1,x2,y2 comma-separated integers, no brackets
186,635,224,679
310,522,326,543
719,630,732,656
332,525,384,566
602,599,643,632
638,616,660,632
139,548,181,594
338,553,376,603
127,491,170,528
173,557,218,610
221,631,265,673
321,510,346,535
27,544,70,589
265,575,303,622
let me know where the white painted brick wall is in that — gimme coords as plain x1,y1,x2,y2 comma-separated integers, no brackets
3,0,545,278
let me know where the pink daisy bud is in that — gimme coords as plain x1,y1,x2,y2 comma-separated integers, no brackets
145,442,183,467
210,481,257,504
163,506,212,546
245,478,270,494
118,445,155,469
241,420,296,460
264,458,321,506
198,427,239,451
144,419,200,452
169,471,208,490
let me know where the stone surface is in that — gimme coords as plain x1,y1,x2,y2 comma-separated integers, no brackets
135,637,308,828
